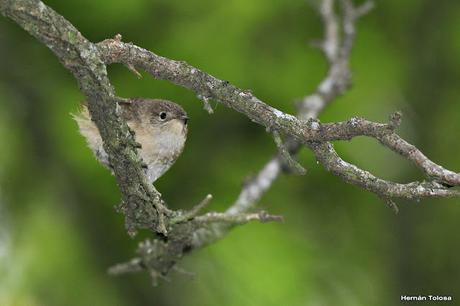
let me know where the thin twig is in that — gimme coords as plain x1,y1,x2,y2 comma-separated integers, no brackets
273,131,307,175
171,194,213,224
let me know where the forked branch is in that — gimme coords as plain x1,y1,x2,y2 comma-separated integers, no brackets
1,0,459,283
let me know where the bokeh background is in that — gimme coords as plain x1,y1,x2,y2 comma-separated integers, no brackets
1,0,460,305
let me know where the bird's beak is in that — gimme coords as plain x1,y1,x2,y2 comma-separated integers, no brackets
180,115,188,125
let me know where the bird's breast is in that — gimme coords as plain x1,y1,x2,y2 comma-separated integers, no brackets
129,120,186,182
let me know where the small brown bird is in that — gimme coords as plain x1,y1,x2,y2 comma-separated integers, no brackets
73,98,188,183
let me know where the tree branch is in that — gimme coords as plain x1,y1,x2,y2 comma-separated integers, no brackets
226,0,459,219
0,0,173,236
2,0,459,284
94,14,460,196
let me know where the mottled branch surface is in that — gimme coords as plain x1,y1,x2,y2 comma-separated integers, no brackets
0,0,169,236
2,0,459,283
95,19,460,201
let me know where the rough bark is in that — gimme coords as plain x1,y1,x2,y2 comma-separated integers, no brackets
1,0,459,282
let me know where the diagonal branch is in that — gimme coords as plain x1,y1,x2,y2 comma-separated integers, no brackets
225,0,460,217
304,0,460,203
96,32,460,198
0,0,169,236
2,0,460,284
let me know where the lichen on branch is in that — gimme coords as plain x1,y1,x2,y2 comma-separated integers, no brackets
1,0,459,284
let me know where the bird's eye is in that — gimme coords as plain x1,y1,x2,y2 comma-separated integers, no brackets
159,112,167,120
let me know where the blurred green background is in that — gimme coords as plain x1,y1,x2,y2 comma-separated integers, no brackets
1,0,460,305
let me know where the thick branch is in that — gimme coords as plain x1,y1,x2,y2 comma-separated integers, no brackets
102,0,459,280
96,35,460,194
0,0,169,235
0,0,289,282
225,0,460,217
3,0,460,284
